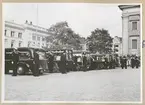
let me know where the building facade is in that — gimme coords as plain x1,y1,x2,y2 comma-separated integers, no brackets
4,20,51,49
112,36,122,56
119,5,141,56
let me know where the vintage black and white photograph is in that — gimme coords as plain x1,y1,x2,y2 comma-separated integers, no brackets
2,3,141,102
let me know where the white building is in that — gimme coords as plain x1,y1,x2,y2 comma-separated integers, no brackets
119,5,141,56
112,36,122,56
4,20,51,49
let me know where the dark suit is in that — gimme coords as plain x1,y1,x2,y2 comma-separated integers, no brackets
33,52,40,76
131,57,135,68
48,54,54,73
12,51,19,76
60,54,66,74
123,57,127,69
82,55,87,71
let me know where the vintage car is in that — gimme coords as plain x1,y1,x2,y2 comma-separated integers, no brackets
5,48,17,74
46,49,74,72
17,47,48,75
73,51,91,71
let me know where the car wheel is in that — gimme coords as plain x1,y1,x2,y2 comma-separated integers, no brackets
39,69,43,75
17,66,25,75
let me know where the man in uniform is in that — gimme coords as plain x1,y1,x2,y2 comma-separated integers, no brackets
33,51,40,76
12,49,19,76
60,52,67,74
48,53,54,73
131,55,135,69
135,56,140,68
122,56,127,69
82,52,87,72
120,56,123,69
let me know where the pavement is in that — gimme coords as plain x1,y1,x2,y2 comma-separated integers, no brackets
4,67,141,102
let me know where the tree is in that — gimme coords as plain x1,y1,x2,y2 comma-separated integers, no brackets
47,21,82,50
87,28,113,54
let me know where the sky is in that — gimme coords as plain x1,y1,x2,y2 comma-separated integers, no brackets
3,3,122,38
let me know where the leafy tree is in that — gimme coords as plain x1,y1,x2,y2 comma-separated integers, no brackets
46,21,82,50
87,28,113,54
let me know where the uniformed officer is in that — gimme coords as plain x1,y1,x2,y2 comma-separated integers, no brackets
120,56,123,69
12,49,19,76
131,55,135,68
82,52,87,72
122,56,127,69
48,53,54,73
33,51,40,76
135,56,140,68
60,52,67,74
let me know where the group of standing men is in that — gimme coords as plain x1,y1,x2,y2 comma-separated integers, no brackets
119,55,140,69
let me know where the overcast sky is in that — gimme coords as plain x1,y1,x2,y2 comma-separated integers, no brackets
3,3,122,38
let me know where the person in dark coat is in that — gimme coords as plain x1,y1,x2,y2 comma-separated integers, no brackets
122,56,127,69
12,49,19,76
120,56,123,69
60,52,67,74
33,51,40,76
135,56,140,68
48,53,54,73
73,55,78,71
82,52,87,72
131,56,135,68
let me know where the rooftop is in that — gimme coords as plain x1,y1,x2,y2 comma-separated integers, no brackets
118,5,140,10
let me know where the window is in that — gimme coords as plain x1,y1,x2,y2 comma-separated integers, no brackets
18,33,22,38
11,40,14,48
5,30,7,36
32,35,36,40
37,36,40,41
11,31,15,37
132,39,137,49
38,43,40,47
28,41,31,47
19,41,22,47
5,39,7,43
19,51,31,60
42,37,45,41
114,45,118,47
132,22,137,30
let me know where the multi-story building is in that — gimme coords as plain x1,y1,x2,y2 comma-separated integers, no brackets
112,36,122,56
4,20,51,49
119,5,141,56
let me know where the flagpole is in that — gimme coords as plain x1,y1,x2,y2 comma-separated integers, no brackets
36,4,38,48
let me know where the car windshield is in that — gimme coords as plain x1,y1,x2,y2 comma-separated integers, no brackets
19,51,31,60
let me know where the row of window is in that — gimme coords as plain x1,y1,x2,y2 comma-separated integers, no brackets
5,39,45,48
5,39,22,48
5,30,22,38
32,35,46,41
114,39,138,50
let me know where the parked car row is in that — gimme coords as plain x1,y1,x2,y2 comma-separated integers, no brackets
5,47,118,75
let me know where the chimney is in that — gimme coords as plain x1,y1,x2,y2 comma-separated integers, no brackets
30,21,32,25
25,20,28,24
